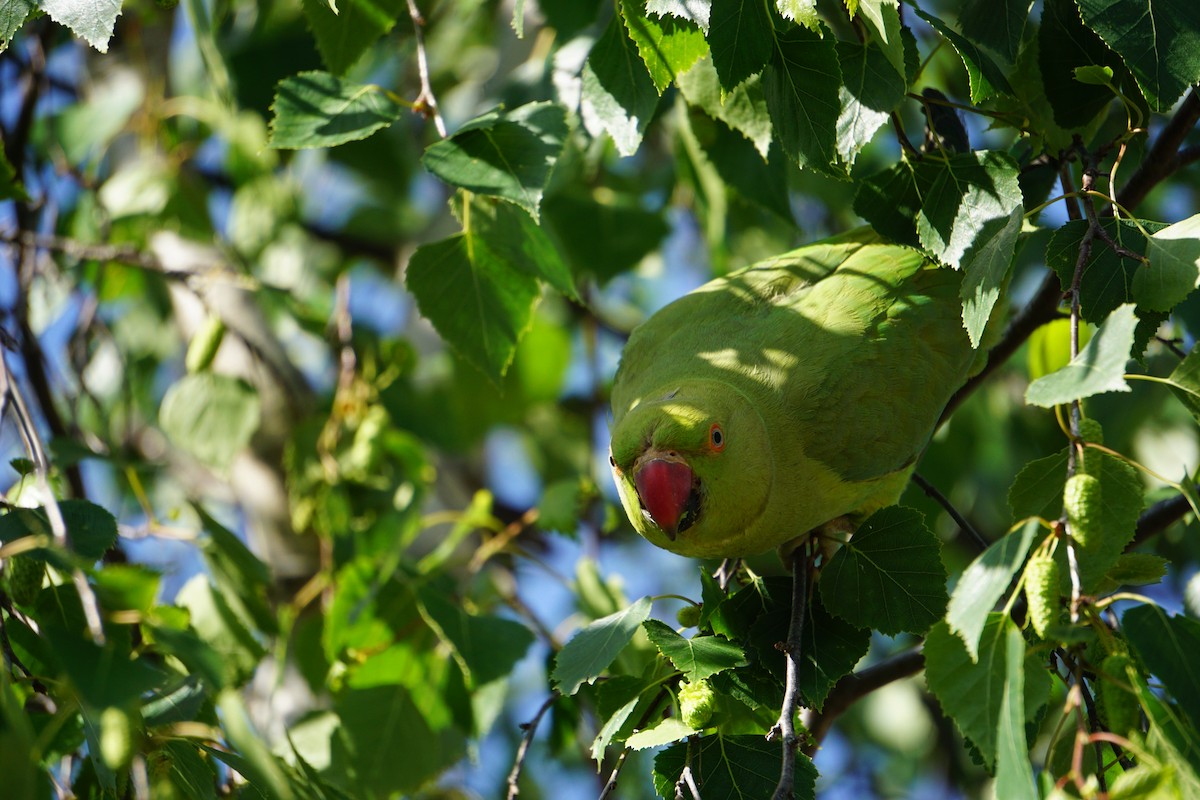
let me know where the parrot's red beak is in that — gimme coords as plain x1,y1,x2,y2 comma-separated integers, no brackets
634,458,697,540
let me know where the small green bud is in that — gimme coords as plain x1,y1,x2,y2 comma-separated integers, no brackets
1024,553,1060,639
5,555,44,606
185,314,226,373
675,604,702,629
678,679,716,729
1064,473,1103,549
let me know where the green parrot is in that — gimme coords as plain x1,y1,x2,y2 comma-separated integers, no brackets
608,229,989,559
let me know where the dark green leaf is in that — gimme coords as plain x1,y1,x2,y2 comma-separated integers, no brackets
1038,0,1130,128
946,520,1043,661
654,734,817,799
621,0,707,92
269,72,403,149
1025,304,1138,406
835,38,906,167
708,0,773,92
0,145,29,202
959,0,1032,63
196,506,276,635
551,596,653,695
912,151,1022,271
924,614,1051,770
1077,0,1200,111
763,25,842,174
462,195,578,299
1045,218,1165,323
819,506,948,636
417,586,535,688
176,577,268,686
913,8,1013,103
694,114,791,220
642,619,746,681
42,625,167,708
159,373,262,473
1105,552,1169,586
422,102,568,219
299,0,405,75
853,161,921,247
581,16,661,156
1166,344,1200,424
1123,605,1200,733
542,188,670,284
0,500,118,562
1008,448,1070,521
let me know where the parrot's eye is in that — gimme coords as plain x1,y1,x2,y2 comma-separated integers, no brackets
709,423,725,451
609,454,617,468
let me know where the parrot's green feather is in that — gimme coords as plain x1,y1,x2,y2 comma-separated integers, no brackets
609,229,996,558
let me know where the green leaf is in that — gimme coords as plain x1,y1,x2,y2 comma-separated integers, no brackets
0,146,29,202
462,195,578,299
0,0,35,49
819,506,948,636
581,15,661,156
835,38,906,167
855,0,906,78
853,161,921,247
647,0,709,30
625,716,697,749
960,205,1022,347
40,0,120,52
994,620,1037,798
1075,65,1115,85
1123,605,1200,733
1025,303,1138,407
417,586,535,688
422,102,568,219
299,0,405,75
913,8,1013,103
405,232,542,382
763,25,842,174
924,614,1051,770
1008,448,1070,521
620,0,707,93
215,690,297,800
159,372,261,473
1135,214,1200,311
592,676,649,760
1166,344,1200,424
542,187,669,284
176,576,268,686
42,626,167,708
0,500,118,562
1045,218,1164,323
551,596,653,695
692,112,791,220
642,620,746,681
1077,0,1200,111
269,72,403,149
677,55,773,158
196,506,276,635
959,0,1032,64
1038,0,1130,128
1105,552,1168,586
654,734,817,800
946,520,1042,661
708,0,773,92
776,0,819,30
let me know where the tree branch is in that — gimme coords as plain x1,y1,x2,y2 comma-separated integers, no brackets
802,648,925,755
1113,89,1200,213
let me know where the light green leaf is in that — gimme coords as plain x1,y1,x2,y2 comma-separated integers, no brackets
551,597,653,695
1075,65,1115,85
646,0,710,30
0,0,36,49
819,506,948,636
946,520,1042,661
41,0,121,52
625,717,697,750
269,72,403,149
835,38,906,166
462,195,578,300
177,576,268,687
581,16,661,156
1045,218,1164,323
159,373,262,473
621,0,707,93
924,614,1051,770
1135,214,1200,311
960,205,1022,347
592,686,642,761
914,150,1023,273
1077,0,1200,111
1025,303,1138,406
299,0,406,75
959,0,1032,64
422,102,568,219
708,0,773,91
855,0,905,78
676,55,773,158
1123,605,1200,733
914,8,1013,103
1166,344,1200,424
654,734,817,800
763,25,842,174
994,620,1037,799
776,0,820,31
642,620,746,681
405,231,542,382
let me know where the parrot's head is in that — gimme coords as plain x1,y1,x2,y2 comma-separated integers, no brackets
608,379,773,557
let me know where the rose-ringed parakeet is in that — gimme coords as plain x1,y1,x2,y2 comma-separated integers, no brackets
608,229,988,558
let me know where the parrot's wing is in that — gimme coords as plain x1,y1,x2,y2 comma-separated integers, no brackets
792,249,976,483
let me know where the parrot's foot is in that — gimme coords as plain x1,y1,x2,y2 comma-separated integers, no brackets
767,538,819,800
775,515,855,567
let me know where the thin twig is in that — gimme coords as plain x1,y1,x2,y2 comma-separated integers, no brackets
0,348,105,643
598,749,628,800
675,764,701,800
769,544,812,800
506,694,557,799
404,0,447,137
910,473,988,553
1114,89,1200,213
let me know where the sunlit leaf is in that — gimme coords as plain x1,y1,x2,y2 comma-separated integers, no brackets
269,72,403,149
763,25,842,174
551,596,653,695
159,373,262,473
581,16,661,156
994,620,1037,798
642,620,746,681
1135,214,1200,311
621,0,707,93
1025,304,1138,407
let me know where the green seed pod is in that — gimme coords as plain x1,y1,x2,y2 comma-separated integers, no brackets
185,314,226,374
1024,553,1060,639
1096,653,1139,736
1076,418,1104,446
99,706,135,771
678,679,716,729
5,555,44,606
675,604,702,629
1064,473,1103,549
